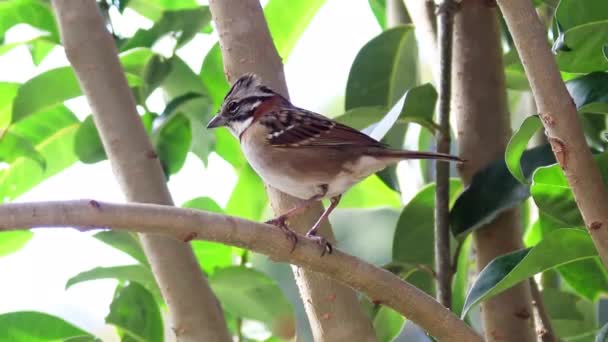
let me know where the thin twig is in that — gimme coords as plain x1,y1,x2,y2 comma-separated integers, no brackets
434,0,458,310
529,279,558,342
0,200,483,342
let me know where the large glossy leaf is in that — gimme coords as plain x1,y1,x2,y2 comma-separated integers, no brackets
0,231,33,257
0,311,93,341
93,231,148,266
452,236,472,317
567,72,608,115
0,82,19,128
461,229,598,318
161,57,213,164
555,0,608,31
0,106,79,200
265,0,326,58
182,197,233,275
127,0,199,20
106,282,163,342
209,266,294,336
531,153,608,227
451,144,556,239
226,165,267,221
0,130,45,167
336,84,438,133
12,48,155,122
154,113,192,176
392,180,463,295
556,21,608,73
74,116,106,164
340,175,400,208
345,25,417,110
0,0,59,42
368,0,387,29
66,265,161,301
505,115,543,184
542,288,597,340
121,7,211,51
373,306,403,342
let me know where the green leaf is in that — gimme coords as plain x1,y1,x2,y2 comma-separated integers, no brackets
74,116,106,164
556,21,608,73
0,106,79,200
530,154,608,226
368,0,387,29
67,265,161,301
452,236,472,317
265,0,326,58
160,92,205,118
451,144,556,239
345,25,417,110
373,306,404,342
127,0,199,21
336,84,438,133
542,288,597,340
162,57,213,164
28,37,55,66
106,282,163,342
0,130,46,168
340,175,400,208
555,0,608,31
0,0,59,42
142,55,172,98
12,49,155,122
505,115,543,184
200,44,228,110
0,82,20,128
93,231,148,266
392,180,463,295
597,322,608,342
209,266,294,335
0,231,33,257
154,113,192,176
558,258,608,300
567,72,608,115
0,311,93,341
461,228,598,318
182,197,233,274
226,165,267,221
121,7,211,51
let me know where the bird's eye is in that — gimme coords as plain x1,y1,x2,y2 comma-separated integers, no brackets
227,101,240,114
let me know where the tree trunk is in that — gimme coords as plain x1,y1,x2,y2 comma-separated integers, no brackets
51,1,231,341
452,1,536,341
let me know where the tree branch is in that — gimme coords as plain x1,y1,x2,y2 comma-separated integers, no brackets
434,0,457,309
50,1,231,340
529,279,558,342
496,0,608,269
452,1,536,340
207,0,376,340
0,200,482,342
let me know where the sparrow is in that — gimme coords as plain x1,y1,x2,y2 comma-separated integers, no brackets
207,74,462,255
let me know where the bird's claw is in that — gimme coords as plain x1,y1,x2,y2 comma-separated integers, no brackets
306,232,333,256
266,216,298,253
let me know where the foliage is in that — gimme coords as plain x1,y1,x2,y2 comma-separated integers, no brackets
0,0,608,341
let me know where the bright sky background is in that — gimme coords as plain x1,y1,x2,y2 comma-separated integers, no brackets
0,1,383,340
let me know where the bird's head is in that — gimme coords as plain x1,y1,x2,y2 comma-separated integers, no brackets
206,73,278,138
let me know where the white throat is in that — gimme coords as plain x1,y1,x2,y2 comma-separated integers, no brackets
227,116,253,138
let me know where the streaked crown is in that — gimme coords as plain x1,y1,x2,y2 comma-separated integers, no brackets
206,73,277,137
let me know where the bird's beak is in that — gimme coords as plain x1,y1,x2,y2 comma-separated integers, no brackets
206,115,226,129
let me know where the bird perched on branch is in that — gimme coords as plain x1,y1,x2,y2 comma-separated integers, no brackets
207,74,462,255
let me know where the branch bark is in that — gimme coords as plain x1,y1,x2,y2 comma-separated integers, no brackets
434,0,457,309
0,200,482,342
452,1,536,341
51,2,231,341
207,0,376,340
496,0,608,268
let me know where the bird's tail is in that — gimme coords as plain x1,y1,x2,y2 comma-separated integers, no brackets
377,149,464,163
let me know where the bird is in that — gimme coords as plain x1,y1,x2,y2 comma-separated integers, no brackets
207,74,462,255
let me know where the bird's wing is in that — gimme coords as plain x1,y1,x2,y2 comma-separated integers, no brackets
259,108,386,148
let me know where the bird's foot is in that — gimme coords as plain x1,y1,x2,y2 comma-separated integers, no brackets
266,216,298,253
306,231,333,256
